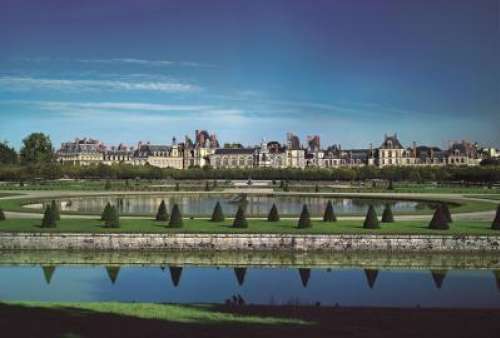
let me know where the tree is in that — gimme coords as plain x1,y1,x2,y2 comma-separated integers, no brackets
442,203,453,223
491,205,500,230
20,133,54,165
232,205,248,228
283,183,289,192
428,204,449,230
50,200,60,221
297,204,312,228
363,205,379,229
211,201,225,222
168,204,183,228
314,184,319,193
104,180,112,190
0,141,17,164
267,203,280,222
323,201,337,222
41,205,56,228
0,208,5,221
156,200,169,222
104,206,120,228
175,182,180,191
101,202,112,221
381,204,394,223
205,181,210,191
387,179,394,190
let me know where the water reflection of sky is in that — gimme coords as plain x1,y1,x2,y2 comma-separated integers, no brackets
57,195,430,216
0,266,498,308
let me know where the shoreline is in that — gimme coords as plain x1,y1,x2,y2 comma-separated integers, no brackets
1,232,499,252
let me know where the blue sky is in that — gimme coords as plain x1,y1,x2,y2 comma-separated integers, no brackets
0,0,498,150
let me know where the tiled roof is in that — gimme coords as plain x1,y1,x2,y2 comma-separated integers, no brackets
214,148,256,155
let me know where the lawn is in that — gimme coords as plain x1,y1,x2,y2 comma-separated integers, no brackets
0,217,496,235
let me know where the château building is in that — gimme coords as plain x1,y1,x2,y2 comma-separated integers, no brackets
56,131,487,169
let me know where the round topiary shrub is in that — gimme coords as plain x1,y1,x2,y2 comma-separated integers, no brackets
381,204,394,223
211,201,225,222
297,204,312,228
323,201,337,222
0,208,5,221
363,205,380,229
267,203,280,222
169,204,183,228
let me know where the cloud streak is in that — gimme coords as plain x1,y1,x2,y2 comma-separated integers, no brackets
0,76,200,93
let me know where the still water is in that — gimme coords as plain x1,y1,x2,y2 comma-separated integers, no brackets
0,264,498,308
50,194,434,216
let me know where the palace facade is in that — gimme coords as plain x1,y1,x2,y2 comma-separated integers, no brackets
56,131,492,169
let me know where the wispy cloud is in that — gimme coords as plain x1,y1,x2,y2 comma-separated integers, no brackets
0,76,200,93
77,58,216,68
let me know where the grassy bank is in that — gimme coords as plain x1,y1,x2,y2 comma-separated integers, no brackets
1,301,499,338
0,217,497,235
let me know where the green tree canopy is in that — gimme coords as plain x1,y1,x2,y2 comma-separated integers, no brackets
20,133,54,165
0,141,17,164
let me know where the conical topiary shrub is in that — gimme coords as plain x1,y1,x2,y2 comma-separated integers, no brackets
267,203,280,222
106,266,121,284
169,266,183,287
298,268,311,288
429,205,449,230
232,205,248,228
492,205,500,230
156,200,169,222
431,270,447,289
50,200,60,221
364,269,379,289
41,205,56,228
323,201,337,222
234,267,247,286
211,201,225,222
381,204,394,223
101,202,112,221
42,265,56,284
363,205,379,229
105,206,120,228
0,208,5,221
168,204,183,228
442,203,453,223
297,204,312,228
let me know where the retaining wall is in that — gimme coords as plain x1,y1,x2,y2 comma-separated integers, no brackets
0,233,499,252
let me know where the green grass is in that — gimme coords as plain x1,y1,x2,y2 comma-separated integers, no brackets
469,195,500,201
0,217,496,235
4,301,309,325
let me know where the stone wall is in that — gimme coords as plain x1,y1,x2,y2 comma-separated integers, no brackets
0,233,499,252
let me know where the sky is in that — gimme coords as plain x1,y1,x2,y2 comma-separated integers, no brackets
0,0,498,150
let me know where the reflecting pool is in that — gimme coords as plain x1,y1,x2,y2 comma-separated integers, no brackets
36,194,438,216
